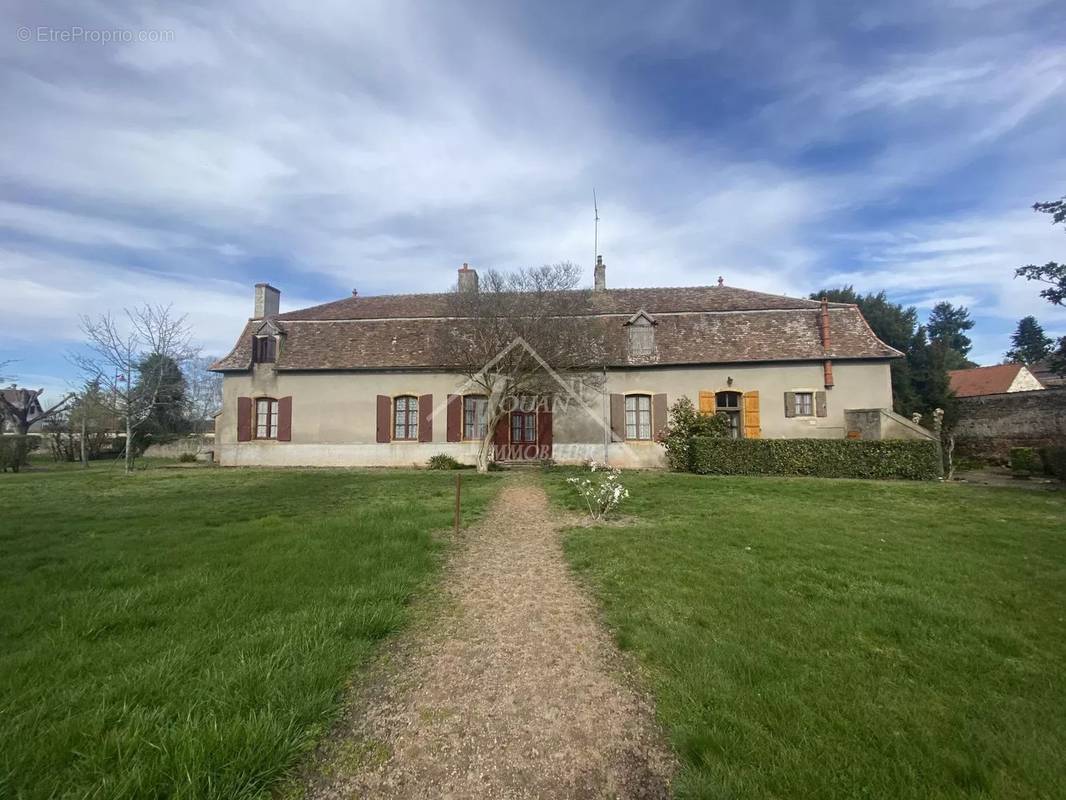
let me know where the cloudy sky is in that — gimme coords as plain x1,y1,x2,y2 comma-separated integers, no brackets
3,0,1065,400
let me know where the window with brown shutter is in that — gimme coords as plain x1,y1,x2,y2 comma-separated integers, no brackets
609,393,625,442
418,394,433,442
463,395,488,440
236,396,252,441
624,394,652,440
252,336,276,363
376,395,391,443
446,394,462,442
254,397,279,439
393,395,418,440
653,393,668,439
277,396,292,441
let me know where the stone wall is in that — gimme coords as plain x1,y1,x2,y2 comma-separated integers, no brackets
952,388,1066,460
843,408,937,441
142,434,214,459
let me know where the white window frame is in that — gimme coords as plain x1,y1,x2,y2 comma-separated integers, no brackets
624,394,652,441
793,391,815,417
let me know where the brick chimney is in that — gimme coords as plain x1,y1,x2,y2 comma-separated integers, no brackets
819,297,834,388
254,283,280,318
594,255,606,292
458,262,479,292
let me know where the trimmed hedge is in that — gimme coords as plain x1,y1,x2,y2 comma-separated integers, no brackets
1038,446,1066,481
1010,447,1041,477
690,436,942,481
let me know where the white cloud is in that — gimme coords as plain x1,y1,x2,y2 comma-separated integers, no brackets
1,0,1063,379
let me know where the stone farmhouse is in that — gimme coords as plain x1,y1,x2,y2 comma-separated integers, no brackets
211,260,917,467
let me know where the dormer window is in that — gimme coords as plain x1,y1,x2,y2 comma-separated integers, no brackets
252,335,276,363
625,310,657,358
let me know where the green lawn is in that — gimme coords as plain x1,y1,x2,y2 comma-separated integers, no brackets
549,472,1066,799
0,464,497,800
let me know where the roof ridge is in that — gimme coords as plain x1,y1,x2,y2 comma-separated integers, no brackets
277,283,831,320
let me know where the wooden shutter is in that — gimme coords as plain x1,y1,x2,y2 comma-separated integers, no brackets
698,391,715,414
418,394,433,442
652,393,668,440
236,397,252,441
376,395,391,443
493,413,510,445
446,394,462,442
277,396,292,441
609,393,625,442
784,391,796,418
815,391,828,418
537,402,553,451
742,391,761,439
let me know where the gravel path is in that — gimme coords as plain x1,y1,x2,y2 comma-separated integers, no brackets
302,474,674,799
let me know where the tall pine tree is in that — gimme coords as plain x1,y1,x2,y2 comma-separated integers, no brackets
927,302,976,370
1005,316,1052,363
810,286,923,414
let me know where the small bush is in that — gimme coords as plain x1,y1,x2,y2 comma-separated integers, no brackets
0,435,40,473
690,437,942,481
1010,447,1040,477
660,396,730,471
1038,446,1066,481
427,453,463,470
178,452,198,463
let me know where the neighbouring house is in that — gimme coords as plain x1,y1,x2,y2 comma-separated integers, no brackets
211,260,924,468
947,363,1064,459
1028,359,1065,389
948,364,1046,398
1,387,44,434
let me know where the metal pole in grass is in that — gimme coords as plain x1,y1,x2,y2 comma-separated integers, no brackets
454,473,462,533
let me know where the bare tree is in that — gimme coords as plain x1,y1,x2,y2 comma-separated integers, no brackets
71,305,194,474
184,355,223,434
444,262,607,472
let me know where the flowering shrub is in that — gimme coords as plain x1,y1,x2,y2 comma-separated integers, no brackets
659,396,729,471
566,461,630,520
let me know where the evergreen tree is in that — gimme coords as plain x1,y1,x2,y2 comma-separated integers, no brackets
133,353,189,444
1005,316,1053,363
1015,195,1066,376
927,302,976,370
909,329,957,425
811,286,920,414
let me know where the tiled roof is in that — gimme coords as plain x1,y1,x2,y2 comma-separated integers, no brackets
275,285,836,320
211,285,901,371
949,364,1028,397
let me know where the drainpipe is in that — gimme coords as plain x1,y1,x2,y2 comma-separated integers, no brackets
820,297,835,389
602,363,610,465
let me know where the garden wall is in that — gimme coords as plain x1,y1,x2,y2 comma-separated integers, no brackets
142,434,214,459
953,389,1066,461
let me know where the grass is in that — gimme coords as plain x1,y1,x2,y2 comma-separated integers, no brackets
548,471,1066,799
0,463,498,800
